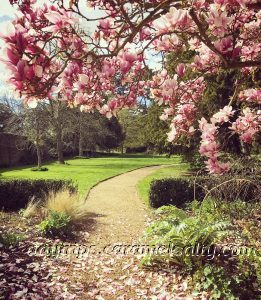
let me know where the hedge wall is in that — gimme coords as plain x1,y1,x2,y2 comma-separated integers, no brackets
149,176,260,208
0,179,77,211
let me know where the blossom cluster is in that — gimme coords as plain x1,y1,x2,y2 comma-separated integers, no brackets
199,106,235,174
230,107,260,144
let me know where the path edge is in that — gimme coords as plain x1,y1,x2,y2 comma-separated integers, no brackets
84,164,164,202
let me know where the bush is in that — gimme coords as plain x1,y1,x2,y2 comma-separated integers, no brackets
38,211,71,237
0,179,77,211
142,203,233,269
0,232,25,247
31,167,49,171
149,176,260,208
193,265,243,300
149,178,205,208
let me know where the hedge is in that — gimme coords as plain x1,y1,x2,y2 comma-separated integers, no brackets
0,179,77,211
149,176,260,208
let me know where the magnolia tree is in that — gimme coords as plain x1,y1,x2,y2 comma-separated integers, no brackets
1,0,260,174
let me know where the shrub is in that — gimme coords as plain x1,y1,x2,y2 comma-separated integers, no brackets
38,211,71,237
143,197,260,299
31,167,49,171
149,176,260,208
0,179,77,211
193,265,240,300
142,203,232,269
0,232,25,247
149,178,205,208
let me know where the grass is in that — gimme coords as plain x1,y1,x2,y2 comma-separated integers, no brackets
21,199,41,218
0,154,181,197
137,162,189,206
44,190,89,221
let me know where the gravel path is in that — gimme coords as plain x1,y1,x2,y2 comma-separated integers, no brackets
84,165,163,246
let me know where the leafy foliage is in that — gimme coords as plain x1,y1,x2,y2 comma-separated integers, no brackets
142,203,232,269
193,265,240,300
38,211,71,237
143,196,261,299
0,232,25,247
149,177,204,208
149,175,261,208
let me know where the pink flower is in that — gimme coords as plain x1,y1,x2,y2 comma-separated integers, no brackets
176,63,186,77
206,158,230,174
164,7,191,28
34,65,43,78
44,10,78,33
102,62,116,78
230,107,260,144
214,37,233,54
239,89,261,104
99,19,111,30
207,6,232,36
199,141,220,158
79,74,89,85
211,106,234,124
118,51,137,74
100,104,113,118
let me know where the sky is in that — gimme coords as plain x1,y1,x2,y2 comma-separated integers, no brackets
0,0,160,96
0,0,31,93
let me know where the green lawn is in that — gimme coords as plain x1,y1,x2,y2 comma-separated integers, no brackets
137,162,188,206
0,155,181,197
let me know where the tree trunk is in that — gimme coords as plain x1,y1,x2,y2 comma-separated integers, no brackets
36,142,42,169
56,103,65,164
78,111,84,157
240,140,251,156
36,119,42,169
79,134,83,156
57,129,65,164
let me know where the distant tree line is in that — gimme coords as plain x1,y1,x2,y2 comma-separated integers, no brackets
0,95,124,168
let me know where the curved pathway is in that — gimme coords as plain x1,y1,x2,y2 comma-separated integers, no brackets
84,165,163,246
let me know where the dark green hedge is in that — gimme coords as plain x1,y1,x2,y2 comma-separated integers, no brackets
0,179,77,211
149,176,260,208
149,178,205,208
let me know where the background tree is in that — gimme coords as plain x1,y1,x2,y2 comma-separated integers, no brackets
23,104,49,168
141,103,173,154
118,109,145,153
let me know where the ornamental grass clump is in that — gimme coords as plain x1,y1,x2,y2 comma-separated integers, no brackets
45,189,89,222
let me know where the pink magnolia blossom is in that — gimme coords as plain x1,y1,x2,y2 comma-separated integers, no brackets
44,10,78,33
239,89,261,104
199,114,231,174
206,158,230,174
100,104,113,118
230,107,260,144
176,63,186,77
207,5,232,36
211,105,234,124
